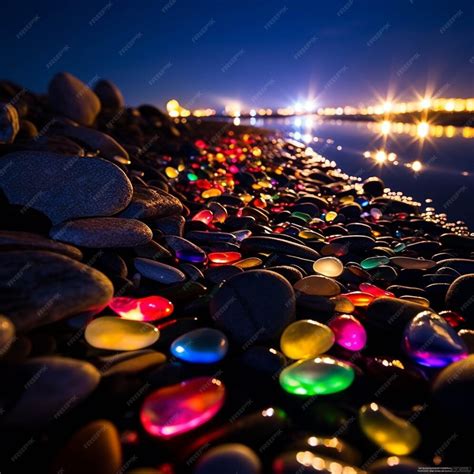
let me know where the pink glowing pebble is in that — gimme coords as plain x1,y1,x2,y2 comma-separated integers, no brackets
109,296,174,322
359,282,394,298
208,251,242,264
329,314,367,351
192,210,214,226
140,377,225,438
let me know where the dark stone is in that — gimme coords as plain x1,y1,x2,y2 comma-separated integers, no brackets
119,185,182,219
0,250,113,330
48,72,101,126
240,236,320,260
210,270,295,345
0,230,82,259
0,152,133,224
446,274,474,319
51,217,152,248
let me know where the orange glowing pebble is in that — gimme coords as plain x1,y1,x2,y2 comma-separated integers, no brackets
208,252,242,264
340,291,375,307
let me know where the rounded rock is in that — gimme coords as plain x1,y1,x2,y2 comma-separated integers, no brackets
195,444,262,474
210,270,295,345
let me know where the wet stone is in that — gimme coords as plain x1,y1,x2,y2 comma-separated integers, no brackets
210,270,295,345
51,217,153,248
0,152,133,224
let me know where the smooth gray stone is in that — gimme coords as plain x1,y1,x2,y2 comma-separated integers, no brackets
210,269,295,345
4,356,100,427
0,152,133,224
0,250,113,330
134,257,186,283
59,124,129,161
240,236,320,260
48,72,100,126
0,230,82,260
50,217,152,248
93,79,125,110
118,186,182,219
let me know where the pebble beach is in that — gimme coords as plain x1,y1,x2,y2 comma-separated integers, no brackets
0,72,473,472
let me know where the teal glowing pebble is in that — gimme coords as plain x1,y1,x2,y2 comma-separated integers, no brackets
291,211,311,222
279,356,355,396
360,255,389,270
394,242,406,253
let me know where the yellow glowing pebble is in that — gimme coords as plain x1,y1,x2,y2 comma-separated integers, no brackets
313,257,344,278
234,257,262,269
359,403,421,455
325,211,338,222
399,295,430,307
330,296,355,313
252,147,262,157
280,320,335,360
202,188,222,199
85,317,159,351
165,167,179,179
298,229,325,241
294,275,341,297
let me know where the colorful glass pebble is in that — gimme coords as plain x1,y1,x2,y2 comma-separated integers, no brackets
359,282,394,298
192,210,213,225
291,211,311,222
298,229,324,241
234,257,262,269
294,275,341,297
165,166,179,178
329,315,367,351
341,291,375,307
208,251,242,264
232,229,252,241
175,248,207,264
279,356,355,396
440,310,465,328
361,256,390,270
325,211,338,222
313,257,344,278
394,242,406,253
403,310,467,367
370,207,383,220
171,328,228,363
330,296,355,313
359,403,421,455
109,296,174,321
140,377,225,438
85,317,160,351
280,320,334,360
202,188,222,199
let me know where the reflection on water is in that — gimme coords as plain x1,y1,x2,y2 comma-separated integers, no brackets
228,115,474,228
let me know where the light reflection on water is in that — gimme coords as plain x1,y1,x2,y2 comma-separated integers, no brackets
231,115,474,227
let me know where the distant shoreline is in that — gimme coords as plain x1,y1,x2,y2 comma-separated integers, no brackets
212,111,474,128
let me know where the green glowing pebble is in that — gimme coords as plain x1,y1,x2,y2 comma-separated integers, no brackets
360,256,389,270
279,356,355,396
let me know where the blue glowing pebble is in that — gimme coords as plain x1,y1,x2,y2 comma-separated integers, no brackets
171,328,229,364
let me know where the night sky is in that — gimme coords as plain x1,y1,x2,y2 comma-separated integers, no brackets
2,0,473,110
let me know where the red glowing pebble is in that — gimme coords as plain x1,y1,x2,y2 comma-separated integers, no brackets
140,377,225,438
208,251,242,264
192,209,214,226
109,296,174,322
440,310,465,328
340,291,375,307
195,139,207,149
359,282,394,298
